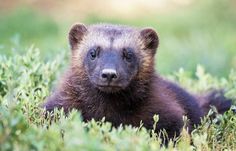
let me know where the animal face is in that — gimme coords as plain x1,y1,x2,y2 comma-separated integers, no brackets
84,45,139,93
68,23,159,93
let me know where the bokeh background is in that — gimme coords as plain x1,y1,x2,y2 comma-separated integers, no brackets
0,0,235,76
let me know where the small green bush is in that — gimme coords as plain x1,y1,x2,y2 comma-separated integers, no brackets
0,48,235,151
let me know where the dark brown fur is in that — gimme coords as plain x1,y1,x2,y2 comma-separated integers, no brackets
44,23,232,141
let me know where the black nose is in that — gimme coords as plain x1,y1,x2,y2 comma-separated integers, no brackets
101,69,118,82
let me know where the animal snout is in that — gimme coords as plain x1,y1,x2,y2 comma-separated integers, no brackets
101,69,118,82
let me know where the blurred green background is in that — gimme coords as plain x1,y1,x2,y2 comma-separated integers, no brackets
0,0,235,76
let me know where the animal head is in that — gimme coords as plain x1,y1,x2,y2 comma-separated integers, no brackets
69,23,159,93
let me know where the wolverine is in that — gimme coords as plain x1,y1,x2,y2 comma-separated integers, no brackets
44,23,232,140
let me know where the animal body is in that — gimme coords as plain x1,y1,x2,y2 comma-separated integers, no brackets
44,23,232,140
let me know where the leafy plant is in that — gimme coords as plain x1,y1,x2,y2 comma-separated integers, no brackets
0,48,235,150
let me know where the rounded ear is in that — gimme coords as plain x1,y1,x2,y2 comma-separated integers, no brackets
140,28,159,55
68,23,87,50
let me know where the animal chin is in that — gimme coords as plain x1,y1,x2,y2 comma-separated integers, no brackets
96,84,123,93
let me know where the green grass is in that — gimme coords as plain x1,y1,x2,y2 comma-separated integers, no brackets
0,47,235,151
0,8,67,57
1,0,236,76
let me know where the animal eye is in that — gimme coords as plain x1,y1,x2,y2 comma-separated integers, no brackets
90,49,96,60
123,48,133,62
89,47,100,60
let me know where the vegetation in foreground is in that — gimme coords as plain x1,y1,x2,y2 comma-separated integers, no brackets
0,48,235,151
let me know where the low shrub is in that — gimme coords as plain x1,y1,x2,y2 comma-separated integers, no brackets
0,48,235,150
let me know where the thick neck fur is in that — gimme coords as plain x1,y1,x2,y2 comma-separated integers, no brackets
63,66,156,123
